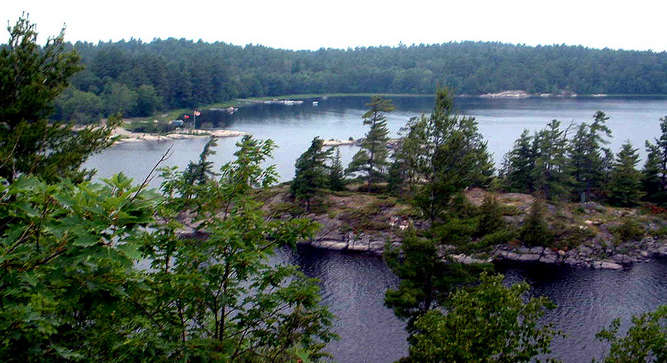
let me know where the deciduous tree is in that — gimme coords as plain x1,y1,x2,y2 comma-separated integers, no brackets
408,273,559,362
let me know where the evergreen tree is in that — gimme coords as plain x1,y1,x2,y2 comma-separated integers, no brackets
291,137,332,210
477,194,504,237
568,111,612,202
642,116,667,205
398,89,494,224
519,199,554,247
183,136,218,188
328,147,346,191
607,142,644,207
387,116,427,195
384,230,489,337
0,15,116,183
531,120,572,200
346,96,394,190
502,129,535,193
642,141,665,205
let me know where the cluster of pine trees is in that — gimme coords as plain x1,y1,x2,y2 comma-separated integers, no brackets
500,112,667,207
48,36,666,123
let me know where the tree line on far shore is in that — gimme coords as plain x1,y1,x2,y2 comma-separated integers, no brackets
34,29,666,123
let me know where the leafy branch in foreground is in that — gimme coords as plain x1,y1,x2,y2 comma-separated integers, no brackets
408,273,560,363
595,305,666,363
141,135,336,361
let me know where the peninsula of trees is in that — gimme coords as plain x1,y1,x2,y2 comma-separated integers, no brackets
52,38,666,122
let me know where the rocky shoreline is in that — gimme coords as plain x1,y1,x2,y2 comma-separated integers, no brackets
300,234,667,270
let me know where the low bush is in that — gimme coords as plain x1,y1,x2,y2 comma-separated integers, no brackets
610,218,646,243
432,217,478,246
519,200,554,247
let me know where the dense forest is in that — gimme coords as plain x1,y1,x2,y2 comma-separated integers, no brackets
52,38,667,122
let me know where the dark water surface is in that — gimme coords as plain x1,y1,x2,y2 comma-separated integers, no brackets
85,96,667,362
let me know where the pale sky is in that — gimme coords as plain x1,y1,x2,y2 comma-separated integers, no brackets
2,0,666,51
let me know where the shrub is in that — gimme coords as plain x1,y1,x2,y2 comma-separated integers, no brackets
477,195,504,236
432,217,478,246
554,224,596,250
467,229,516,252
519,199,554,247
611,218,646,243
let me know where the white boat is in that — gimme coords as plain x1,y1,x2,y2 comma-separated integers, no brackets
312,101,319,106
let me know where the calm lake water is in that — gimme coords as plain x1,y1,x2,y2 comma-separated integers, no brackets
86,96,667,362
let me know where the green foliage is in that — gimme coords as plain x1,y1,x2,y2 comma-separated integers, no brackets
431,217,478,246
291,137,333,210
346,96,394,188
328,147,346,191
519,199,554,247
408,273,559,363
394,89,493,223
54,88,103,123
642,116,667,206
0,135,337,361
141,136,336,361
0,15,116,183
134,84,163,116
474,229,517,250
501,129,535,193
531,119,572,200
0,173,159,361
126,119,177,133
477,194,505,236
52,39,666,121
607,142,644,207
182,136,219,193
610,218,646,243
595,305,666,362
554,224,596,250
384,230,491,336
569,111,613,202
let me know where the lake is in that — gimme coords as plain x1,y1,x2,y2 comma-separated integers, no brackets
86,96,667,362
88,95,667,185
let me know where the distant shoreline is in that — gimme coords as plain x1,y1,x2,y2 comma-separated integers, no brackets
203,92,667,110
112,127,247,143
138,92,667,125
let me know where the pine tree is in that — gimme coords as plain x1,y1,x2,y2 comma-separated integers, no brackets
477,195,504,237
642,116,667,205
397,89,494,224
328,147,346,191
568,111,612,202
0,15,116,183
183,136,218,188
502,129,535,193
531,120,572,200
607,142,644,207
642,141,665,204
291,137,332,210
519,199,554,247
346,96,394,190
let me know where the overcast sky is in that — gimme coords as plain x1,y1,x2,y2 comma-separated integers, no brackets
2,0,665,51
